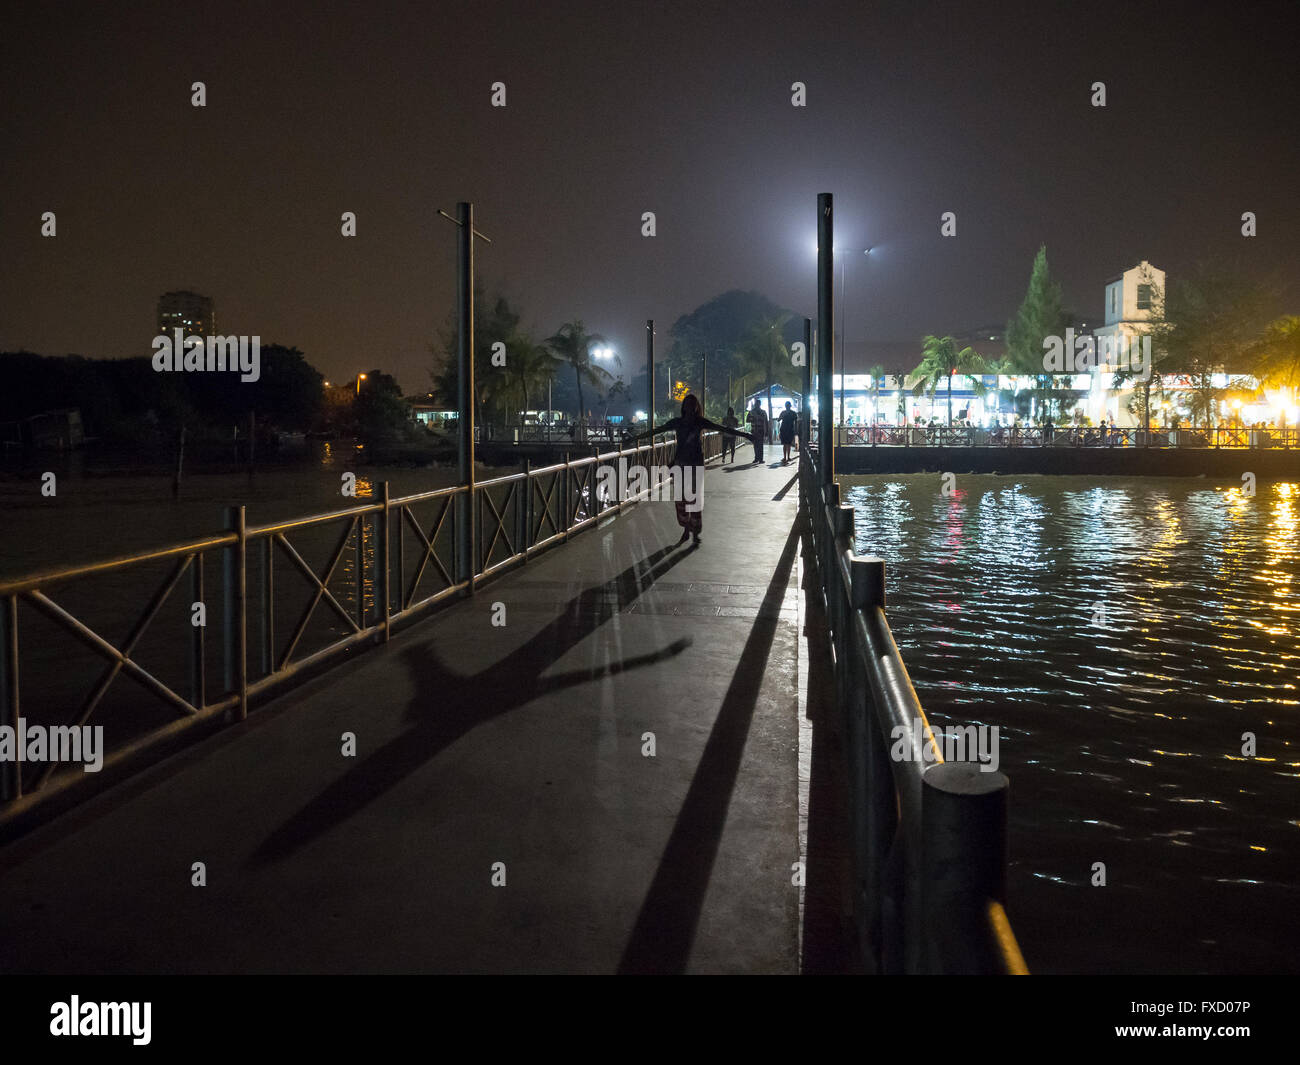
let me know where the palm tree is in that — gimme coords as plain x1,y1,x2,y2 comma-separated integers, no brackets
893,374,908,423
910,335,982,426
601,379,632,423
505,333,554,425
739,313,793,424
546,320,612,429
867,363,885,428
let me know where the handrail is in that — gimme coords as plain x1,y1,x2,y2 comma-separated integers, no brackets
0,431,721,820
798,442,1028,974
0,533,237,597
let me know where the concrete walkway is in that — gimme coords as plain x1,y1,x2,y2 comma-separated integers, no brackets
0,453,838,974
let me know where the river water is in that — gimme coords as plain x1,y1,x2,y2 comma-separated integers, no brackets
841,473,1299,974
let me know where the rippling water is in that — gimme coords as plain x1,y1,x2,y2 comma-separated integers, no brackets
843,473,1300,973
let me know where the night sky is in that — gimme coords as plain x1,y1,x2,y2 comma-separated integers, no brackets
3,0,1296,393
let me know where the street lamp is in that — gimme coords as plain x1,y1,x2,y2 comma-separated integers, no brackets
356,372,367,395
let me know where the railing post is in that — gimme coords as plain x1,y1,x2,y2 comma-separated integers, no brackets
223,505,247,722
381,481,391,641
522,459,532,556
921,761,1012,973
397,497,406,612
260,536,273,676
189,553,205,711
0,595,20,800
562,452,571,534
832,504,854,717
849,557,890,965
355,511,365,627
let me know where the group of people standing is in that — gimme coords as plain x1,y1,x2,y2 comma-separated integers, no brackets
627,395,802,547
718,399,801,463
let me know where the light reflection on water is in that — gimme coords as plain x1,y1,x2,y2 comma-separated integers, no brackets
843,474,1300,973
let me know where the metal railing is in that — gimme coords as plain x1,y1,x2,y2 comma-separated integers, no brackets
0,431,721,818
799,443,1029,974
838,423,1298,449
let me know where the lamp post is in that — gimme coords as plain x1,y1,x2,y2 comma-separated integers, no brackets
355,372,367,395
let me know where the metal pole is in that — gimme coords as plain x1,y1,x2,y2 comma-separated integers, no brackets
172,425,185,499
840,257,846,431
701,351,707,410
355,513,365,626
456,201,476,596
381,480,391,641
189,554,205,710
260,536,273,675
802,318,812,449
223,505,247,721
646,319,655,432
818,193,835,487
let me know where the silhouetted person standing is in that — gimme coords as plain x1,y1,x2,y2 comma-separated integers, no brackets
629,394,753,546
722,406,740,463
777,401,799,463
746,399,768,463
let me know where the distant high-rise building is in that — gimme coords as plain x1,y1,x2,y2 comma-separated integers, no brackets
157,290,216,337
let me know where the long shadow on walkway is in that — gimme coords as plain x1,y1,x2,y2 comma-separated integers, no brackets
248,543,693,868
617,520,801,973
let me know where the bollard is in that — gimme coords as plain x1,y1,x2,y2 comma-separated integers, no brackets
920,761,1011,973
850,556,885,610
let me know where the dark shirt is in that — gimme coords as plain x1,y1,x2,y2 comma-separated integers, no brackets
777,409,798,437
658,415,745,465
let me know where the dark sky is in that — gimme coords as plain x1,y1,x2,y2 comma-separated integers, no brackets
3,0,1296,392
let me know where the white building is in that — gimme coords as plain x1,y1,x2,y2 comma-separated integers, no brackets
1089,261,1164,425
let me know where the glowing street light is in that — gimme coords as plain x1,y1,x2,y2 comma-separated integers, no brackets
356,372,367,395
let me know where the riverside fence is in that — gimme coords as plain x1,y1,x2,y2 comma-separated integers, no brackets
0,432,723,827
799,441,1029,975
841,424,1298,449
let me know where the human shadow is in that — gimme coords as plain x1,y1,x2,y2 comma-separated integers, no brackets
248,544,693,867
617,519,801,973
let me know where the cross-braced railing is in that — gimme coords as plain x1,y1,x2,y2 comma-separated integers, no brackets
0,431,720,820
